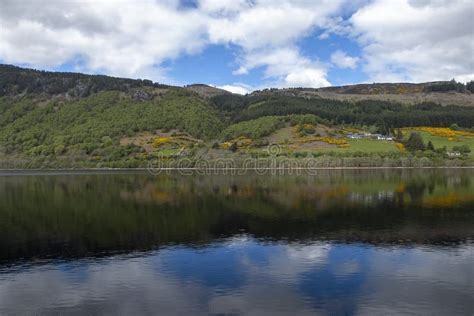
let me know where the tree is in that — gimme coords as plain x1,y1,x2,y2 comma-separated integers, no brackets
452,145,471,155
427,141,435,151
466,81,474,93
396,129,404,140
405,132,425,152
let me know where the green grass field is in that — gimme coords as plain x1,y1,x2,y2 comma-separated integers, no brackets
402,129,474,157
322,139,399,153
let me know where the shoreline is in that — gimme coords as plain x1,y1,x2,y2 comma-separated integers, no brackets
1,166,474,176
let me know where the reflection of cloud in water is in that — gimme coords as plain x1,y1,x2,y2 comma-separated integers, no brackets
333,260,360,277
288,243,331,262
0,239,472,315
240,242,331,287
356,245,474,315
0,257,210,315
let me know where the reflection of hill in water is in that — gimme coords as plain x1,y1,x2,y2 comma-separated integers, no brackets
0,170,473,261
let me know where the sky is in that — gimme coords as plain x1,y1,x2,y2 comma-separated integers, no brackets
0,0,473,94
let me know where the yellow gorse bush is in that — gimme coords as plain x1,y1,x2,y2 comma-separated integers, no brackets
395,142,406,152
220,142,232,149
408,127,474,140
152,136,173,147
299,136,349,147
342,127,361,133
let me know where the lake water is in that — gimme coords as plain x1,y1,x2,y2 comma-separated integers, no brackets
0,169,473,315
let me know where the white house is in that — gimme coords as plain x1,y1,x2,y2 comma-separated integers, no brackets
447,151,461,157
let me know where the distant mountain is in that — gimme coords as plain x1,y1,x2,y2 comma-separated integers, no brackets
250,82,474,107
320,82,466,94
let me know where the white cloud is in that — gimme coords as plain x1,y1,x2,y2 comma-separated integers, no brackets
232,66,249,75
350,0,474,82
0,0,471,87
236,47,331,88
217,84,251,95
330,50,359,69
0,0,343,87
207,0,344,88
199,0,254,15
284,67,330,88
0,0,208,80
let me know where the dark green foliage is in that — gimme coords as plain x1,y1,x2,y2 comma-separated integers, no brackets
424,80,466,93
210,94,248,112
452,145,471,155
396,129,404,140
450,123,460,130
221,116,285,140
0,90,223,165
467,81,474,93
288,114,327,126
221,114,324,140
427,141,435,151
232,96,474,128
0,64,169,97
405,132,426,152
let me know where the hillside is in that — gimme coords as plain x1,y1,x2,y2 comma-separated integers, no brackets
251,82,474,106
184,84,230,98
1,64,474,168
0,64,171,98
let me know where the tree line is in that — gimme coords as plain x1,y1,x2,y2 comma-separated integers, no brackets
0,64,169,97
212,95,474,129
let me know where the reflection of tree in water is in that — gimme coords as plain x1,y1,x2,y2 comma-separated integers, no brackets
404,181,426,203
428,182,435,195
1,170,474,262
458,176,471,189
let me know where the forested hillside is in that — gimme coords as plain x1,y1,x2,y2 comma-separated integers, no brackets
1,64,474,168
216,95,474,128
0,64,170,97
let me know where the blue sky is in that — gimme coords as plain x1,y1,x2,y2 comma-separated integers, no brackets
0,0,472,93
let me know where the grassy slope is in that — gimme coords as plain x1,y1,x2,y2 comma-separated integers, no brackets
224,116,473,157
320,139,398,154
221,116,284,140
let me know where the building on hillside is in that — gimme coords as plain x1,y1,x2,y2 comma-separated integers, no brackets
447,151,461,157
347,133,363,139
347,133,393,141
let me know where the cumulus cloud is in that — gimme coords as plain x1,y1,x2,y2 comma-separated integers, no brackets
207,0,344,88
330,50,359,69
0,0,343,87
350,0,474,83
217,84,251,95
0,0,208,80
0,0,471,87
237,47,331,88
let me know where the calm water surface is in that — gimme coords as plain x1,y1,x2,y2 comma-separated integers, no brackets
0,170,473,315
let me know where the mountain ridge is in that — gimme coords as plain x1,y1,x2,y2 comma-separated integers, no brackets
1,64,473,106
